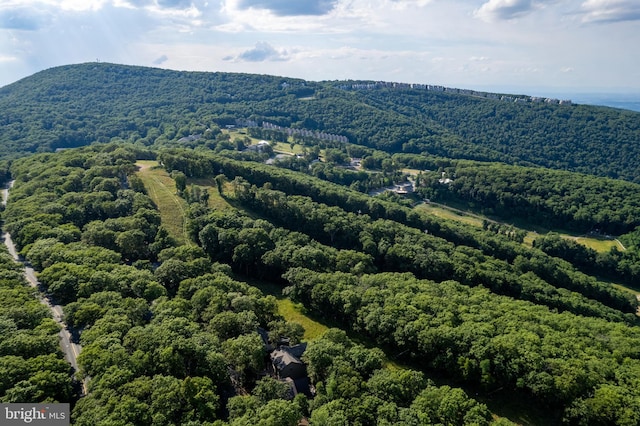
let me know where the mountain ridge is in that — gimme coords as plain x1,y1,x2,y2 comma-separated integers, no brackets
1,62,639,181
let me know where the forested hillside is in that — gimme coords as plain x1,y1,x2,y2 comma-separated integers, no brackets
1,63,640,181
2,63,640,425
0,142,639,424
356,86,640,180
1,145,510,425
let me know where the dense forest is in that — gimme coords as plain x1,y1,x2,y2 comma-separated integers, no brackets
1,145,510,425
2,63,640,425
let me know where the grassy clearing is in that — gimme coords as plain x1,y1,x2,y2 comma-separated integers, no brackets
186,177,234,212
419,203,485,227
223,128,304,155
575,237,619,252
276,299,328,341
272,141,303,155
418,202,621,253
245,278,329,341
226,128,323,160
136,160,189,245
401,168,425,176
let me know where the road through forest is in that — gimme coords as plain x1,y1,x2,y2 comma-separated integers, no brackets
1,181,87,395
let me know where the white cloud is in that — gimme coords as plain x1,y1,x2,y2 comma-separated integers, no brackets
475,0,556,22
233,0,338,16
580,0,640,23
218,2,329,33
387,0,434,10
218,0,443,35
59,0,108,11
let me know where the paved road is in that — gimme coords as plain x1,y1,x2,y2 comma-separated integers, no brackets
2,183,86,394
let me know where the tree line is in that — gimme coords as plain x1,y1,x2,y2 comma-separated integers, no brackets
416,161,640,235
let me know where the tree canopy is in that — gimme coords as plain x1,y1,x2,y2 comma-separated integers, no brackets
2,63,640,425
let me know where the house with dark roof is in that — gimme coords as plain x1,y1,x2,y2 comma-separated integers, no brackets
270,343,307,380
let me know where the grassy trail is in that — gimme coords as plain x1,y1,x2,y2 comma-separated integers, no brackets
136,160,190,245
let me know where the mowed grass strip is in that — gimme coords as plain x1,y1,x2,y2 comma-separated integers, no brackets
418,202,621,253
419,203,484,227
247,279,329,341
575,237,620,253
136,160,189,245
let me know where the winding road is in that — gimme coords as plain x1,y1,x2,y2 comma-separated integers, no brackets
2,182,86,395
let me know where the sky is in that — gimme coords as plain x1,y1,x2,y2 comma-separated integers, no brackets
1,0,640,99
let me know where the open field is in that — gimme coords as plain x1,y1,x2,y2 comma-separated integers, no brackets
575,236,621,252
135,160,190,245
418,201,622,253
271,141,303,155
244,278,330,342
419,202,485,227
224,128,307,156
401,168,428,176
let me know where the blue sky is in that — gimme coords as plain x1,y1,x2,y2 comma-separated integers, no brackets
1,0,640,98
